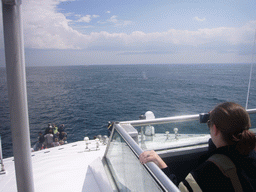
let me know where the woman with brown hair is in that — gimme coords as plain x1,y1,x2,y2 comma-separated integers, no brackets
140,102,256,191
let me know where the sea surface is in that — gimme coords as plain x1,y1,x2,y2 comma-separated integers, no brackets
1,64,256,158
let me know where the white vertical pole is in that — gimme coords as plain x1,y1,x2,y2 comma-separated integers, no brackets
0,135,5,174
2,0,35,191
245,30,256,110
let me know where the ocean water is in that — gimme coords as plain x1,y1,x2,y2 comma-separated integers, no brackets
1,64,256,158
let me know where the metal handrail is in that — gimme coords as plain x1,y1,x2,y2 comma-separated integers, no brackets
120,108,256,127
113,123,180,192
120,114,199,126
247,108,256,114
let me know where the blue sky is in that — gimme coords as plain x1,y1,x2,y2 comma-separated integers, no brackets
0,0,256,66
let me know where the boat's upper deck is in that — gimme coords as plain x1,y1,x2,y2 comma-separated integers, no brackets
1,110,256,192
0,140,107,192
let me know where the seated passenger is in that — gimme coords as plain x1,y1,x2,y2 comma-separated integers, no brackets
53,123,58,135
59,131,67,141
139,102,256,191
58,124,65,134
38,132,45,150
44,123,52,135
59,137,67,145
34,132,45,151
44,129,54,148
53,138,60,147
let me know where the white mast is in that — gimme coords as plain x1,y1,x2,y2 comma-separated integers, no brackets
1,0,35,191
245,30,256,110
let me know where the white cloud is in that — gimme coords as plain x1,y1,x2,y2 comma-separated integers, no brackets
78,15,92,23
1,0,256,63
92,15,100,18
107,15,118,23
77,14,99,23
194,16,206,22
19,0,88,49
105,15,132,27
106,11,111,14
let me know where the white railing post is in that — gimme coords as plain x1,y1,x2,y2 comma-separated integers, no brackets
0,136,6,174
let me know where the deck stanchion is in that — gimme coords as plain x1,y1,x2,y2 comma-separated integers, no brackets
2,0,35,191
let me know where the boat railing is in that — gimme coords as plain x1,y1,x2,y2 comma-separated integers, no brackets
104,123,179,192
0,135,5,175
120,114,199,127
120,108,256,127
119,109,256,151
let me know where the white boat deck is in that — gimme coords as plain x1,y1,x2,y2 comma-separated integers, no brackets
0,140,107,192
0,133,210,192
2,130,253,192
139,133,210,150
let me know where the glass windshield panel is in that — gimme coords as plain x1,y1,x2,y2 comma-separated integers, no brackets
105,129,164,192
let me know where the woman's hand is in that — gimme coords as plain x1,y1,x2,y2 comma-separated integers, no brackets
139,150,167,169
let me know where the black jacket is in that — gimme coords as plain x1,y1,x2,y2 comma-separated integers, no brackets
163,144,256,191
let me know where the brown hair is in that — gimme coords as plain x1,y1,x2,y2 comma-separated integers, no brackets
210,102,256,155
